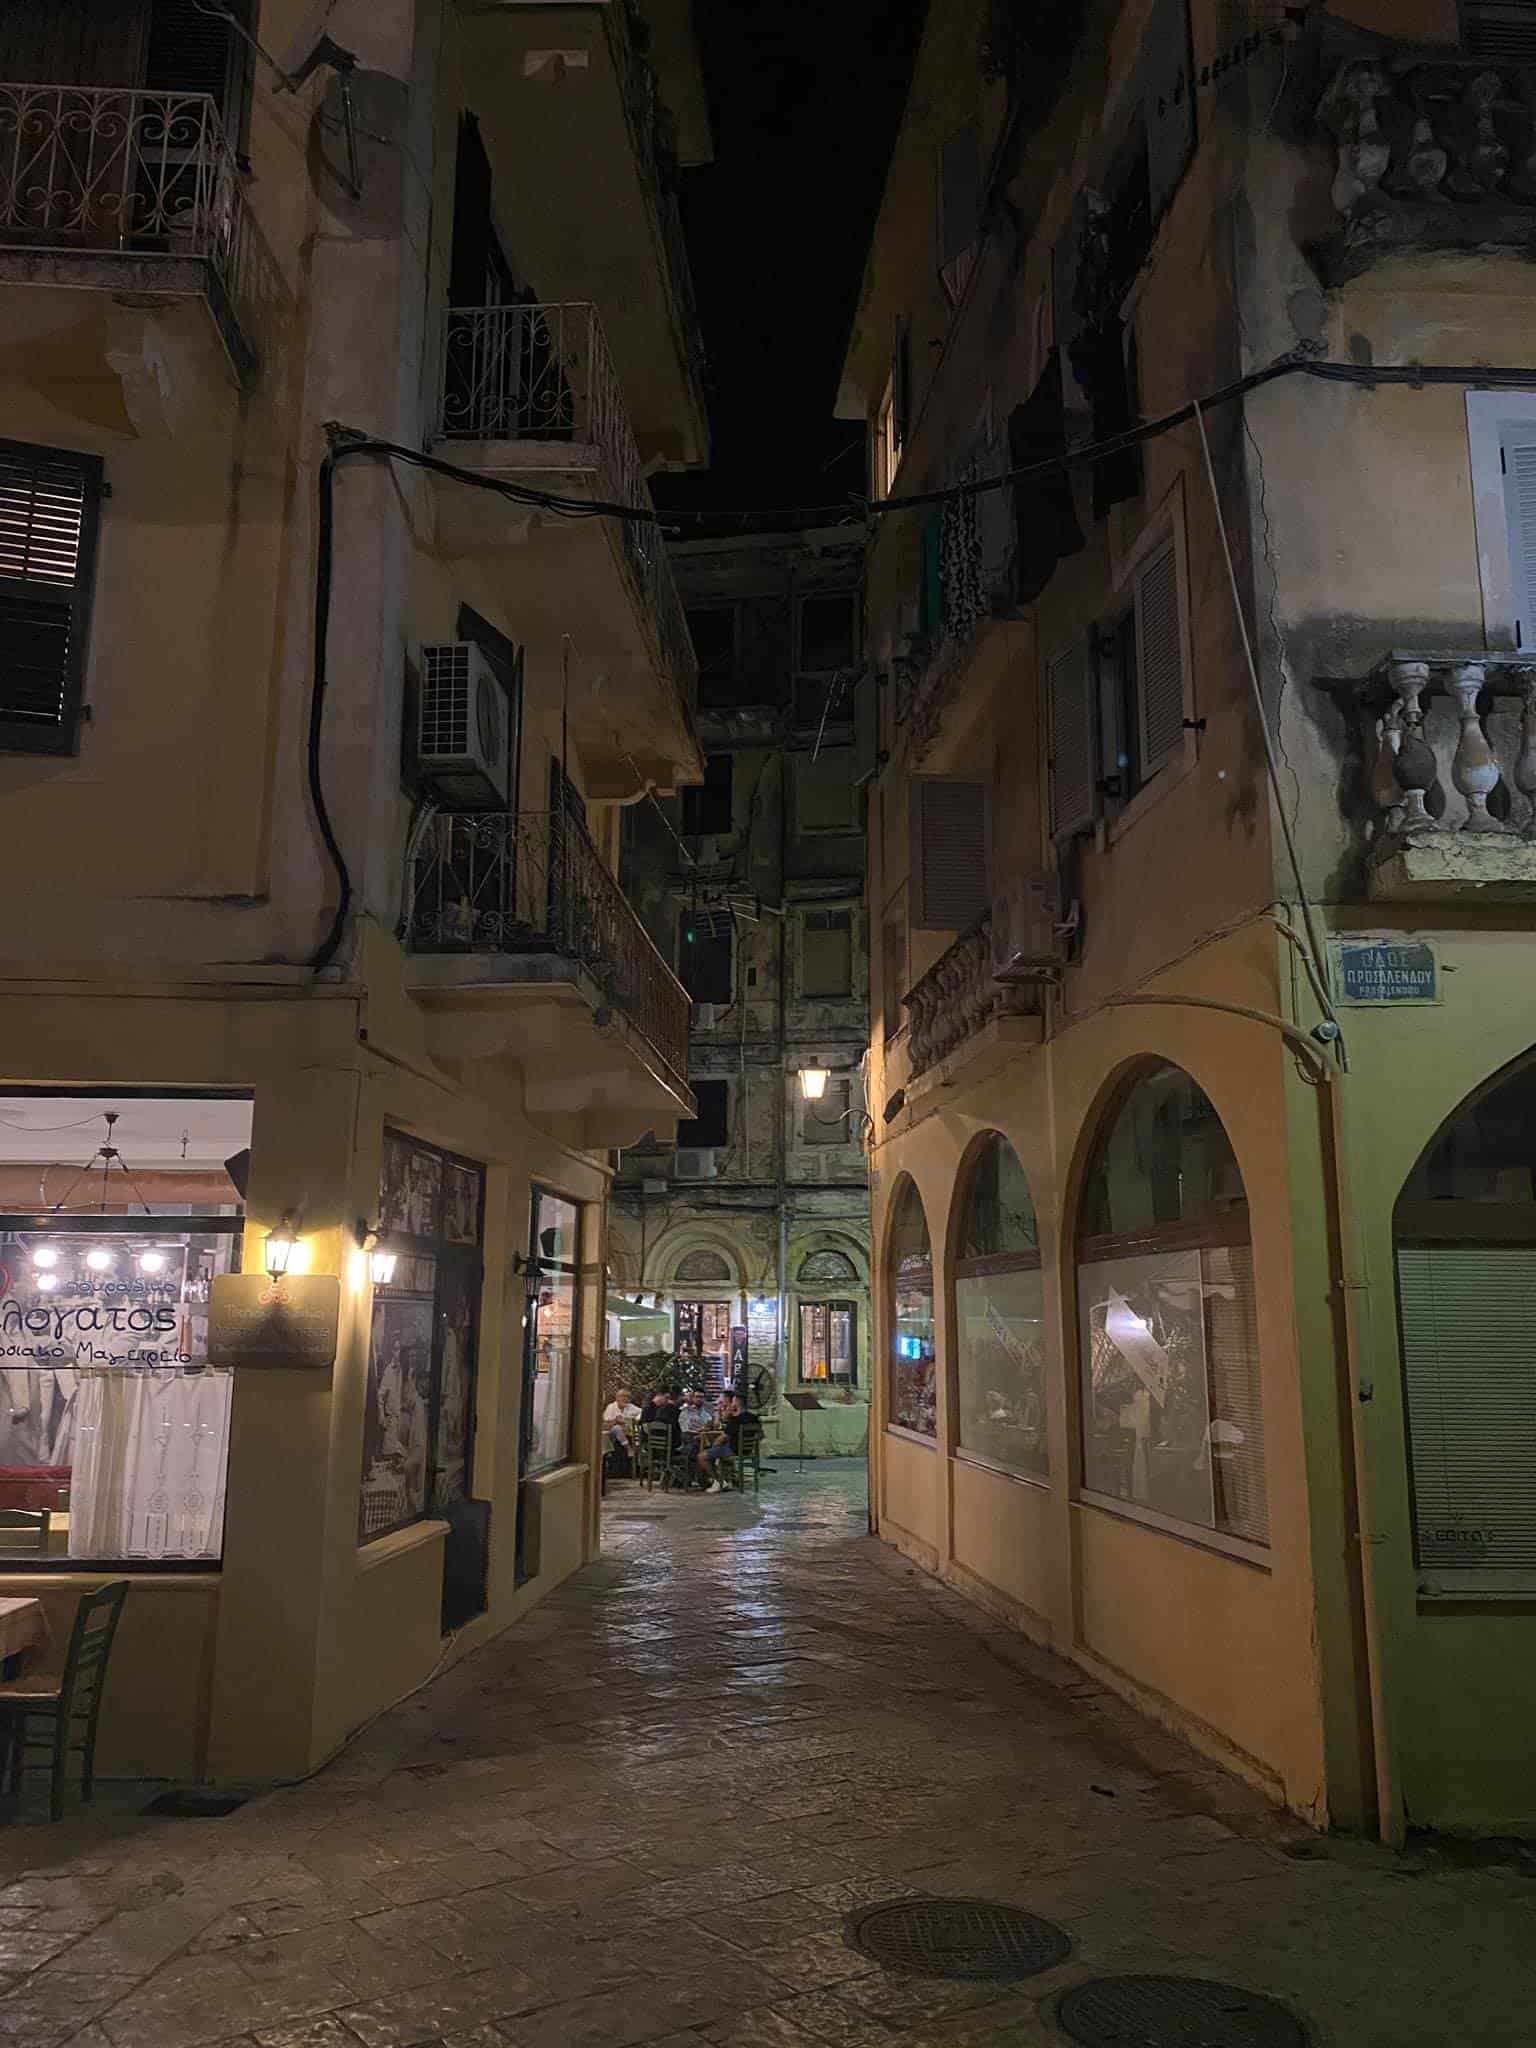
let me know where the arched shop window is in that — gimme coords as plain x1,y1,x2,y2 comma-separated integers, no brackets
1076,1063,1267,1548
675,1248,731,1283
954,1135,1047,1478
1395,1053,1536,1591
888,1179,936,1436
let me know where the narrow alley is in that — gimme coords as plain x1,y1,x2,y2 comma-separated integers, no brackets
0,1467,1532,2048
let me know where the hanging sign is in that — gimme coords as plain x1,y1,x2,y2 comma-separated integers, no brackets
208,1274,340,1371
1329,938,1440,1006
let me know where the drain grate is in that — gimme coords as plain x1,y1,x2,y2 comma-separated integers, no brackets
142,1788,248,1818
845,1897,1070,1979
1057,1974,1308,2047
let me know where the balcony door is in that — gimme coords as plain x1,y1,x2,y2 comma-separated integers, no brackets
1,2,247,107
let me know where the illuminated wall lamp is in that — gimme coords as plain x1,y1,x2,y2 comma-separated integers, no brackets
354,1219,397,1286
264,1211,301,1279
798,1064,830,1101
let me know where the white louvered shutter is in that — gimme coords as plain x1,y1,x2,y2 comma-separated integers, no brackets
1047,642,1096,839
1398,1246,1536,1578
0,441,102,754
1134,535,1185,776
1500,425,1536,650
910,776,988,930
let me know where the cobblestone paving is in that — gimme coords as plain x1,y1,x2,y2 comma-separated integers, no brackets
0,1464,1533,2047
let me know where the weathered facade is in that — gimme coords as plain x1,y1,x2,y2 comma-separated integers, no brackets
609,530,873,1456
847,0,1536,1837
0,0,707,1781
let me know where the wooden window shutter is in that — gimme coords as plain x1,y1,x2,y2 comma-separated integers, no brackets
1142,0,1196,226
0,439,103,757
1046,642,1096,839
1462,2,1536,62
1500,423,1536,649
910,775,988,930
1134,535,1185,775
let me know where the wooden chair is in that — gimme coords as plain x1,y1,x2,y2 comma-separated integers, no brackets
722,1416,765,1496
0,1581,128,1821
641,1423,678,1491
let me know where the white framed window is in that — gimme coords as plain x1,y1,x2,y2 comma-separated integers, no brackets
875,374,902,499
1466,390,1536,651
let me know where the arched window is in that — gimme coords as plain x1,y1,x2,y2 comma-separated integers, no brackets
888,1180,935,1435
954,1136,1046,1477
1076,1064,1267,1547
674,1248,731,1283
1395,1055,1536,1590
799,1248,857,1283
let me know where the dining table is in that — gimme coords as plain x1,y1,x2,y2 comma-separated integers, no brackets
0,1596,49,1680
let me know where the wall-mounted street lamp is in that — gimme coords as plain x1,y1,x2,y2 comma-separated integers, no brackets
354,1219,398,1286
798,1064,830,1102
264,1211,301,1279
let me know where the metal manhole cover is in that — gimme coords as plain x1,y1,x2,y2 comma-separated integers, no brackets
1057,1975,1308,2047
844,1897,1070,1979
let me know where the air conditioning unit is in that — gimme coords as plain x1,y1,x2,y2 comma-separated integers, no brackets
991,872,1075,984
418,642,511,810
674,1149,720,1181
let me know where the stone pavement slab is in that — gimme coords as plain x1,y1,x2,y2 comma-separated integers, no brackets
0,1466,1533,2045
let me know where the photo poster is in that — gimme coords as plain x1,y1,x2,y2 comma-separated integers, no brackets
431,1248,482,1514
1080,1246,1213,1526
359,1292,435,1541
379,1131,442,1242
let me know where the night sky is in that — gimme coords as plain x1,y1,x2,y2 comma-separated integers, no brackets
652,0,929,526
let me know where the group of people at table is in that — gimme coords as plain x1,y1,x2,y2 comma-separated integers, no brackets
601,1385,752,1491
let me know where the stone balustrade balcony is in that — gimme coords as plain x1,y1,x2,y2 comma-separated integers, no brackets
900,912,1043,1103
1346,651,1536,900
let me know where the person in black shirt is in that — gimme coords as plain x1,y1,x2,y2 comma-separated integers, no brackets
700,1394,751,1492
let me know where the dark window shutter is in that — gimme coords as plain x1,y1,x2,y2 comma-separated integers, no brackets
1047,641,1096,839
1134,537,1185,774
1500,422,1536,649
1011,352,1086,606
677,1079,729,1149
681,752,733,836
0,439,102,757
0,0,147,85
450,114,496,307
1142,0,1196,225
910,776,988,930
1462,2,1536,61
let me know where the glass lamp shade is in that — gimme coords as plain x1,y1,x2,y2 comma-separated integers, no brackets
799,1065,830,1101
369,1246,398,1286
264,1228,297,1278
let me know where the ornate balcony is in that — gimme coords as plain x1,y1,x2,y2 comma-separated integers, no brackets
1344,651,1536,900
901,912,1043,1097
1311,36,1536,283
430,301,699,797
403,808,694,1143
0,84,257,383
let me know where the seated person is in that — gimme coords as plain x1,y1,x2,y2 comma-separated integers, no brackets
701,1394,753,1493
676,1388,711,1440
639,1386,679,1430
602,1387,641,1475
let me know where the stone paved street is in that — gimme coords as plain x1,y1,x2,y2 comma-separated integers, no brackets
0,1464,1533,2047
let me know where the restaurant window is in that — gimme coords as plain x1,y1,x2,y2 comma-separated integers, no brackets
888,1178,935,1436
359,1131,484,1542
955,1135,1048,1479
800,1300,856,1384
676,1298,731,1364
1076,1063,1267,1549
527,1189,580,1474
0,1090,251,1567
1395,1052,1536,1591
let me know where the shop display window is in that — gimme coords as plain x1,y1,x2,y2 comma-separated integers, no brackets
800,1300,856,1383
675,1297,731,1364
0,1090,252,1567
359,1131,484,1543
1075,1064,1268,1548
888,1179,935,1436
954,1135,1048,1478
527,1189,580,1473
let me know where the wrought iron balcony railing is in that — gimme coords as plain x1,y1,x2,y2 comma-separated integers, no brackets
0,84,255,377
437,299,698,710
405,807,691,1091
902,912,1042,1082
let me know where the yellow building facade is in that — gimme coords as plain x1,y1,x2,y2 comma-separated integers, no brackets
0,0,707,1781
848,0,1536,1837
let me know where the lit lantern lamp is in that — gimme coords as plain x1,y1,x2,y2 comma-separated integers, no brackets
798,1064,830,1102
369,1243,398,1286
264,1213,300,1279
